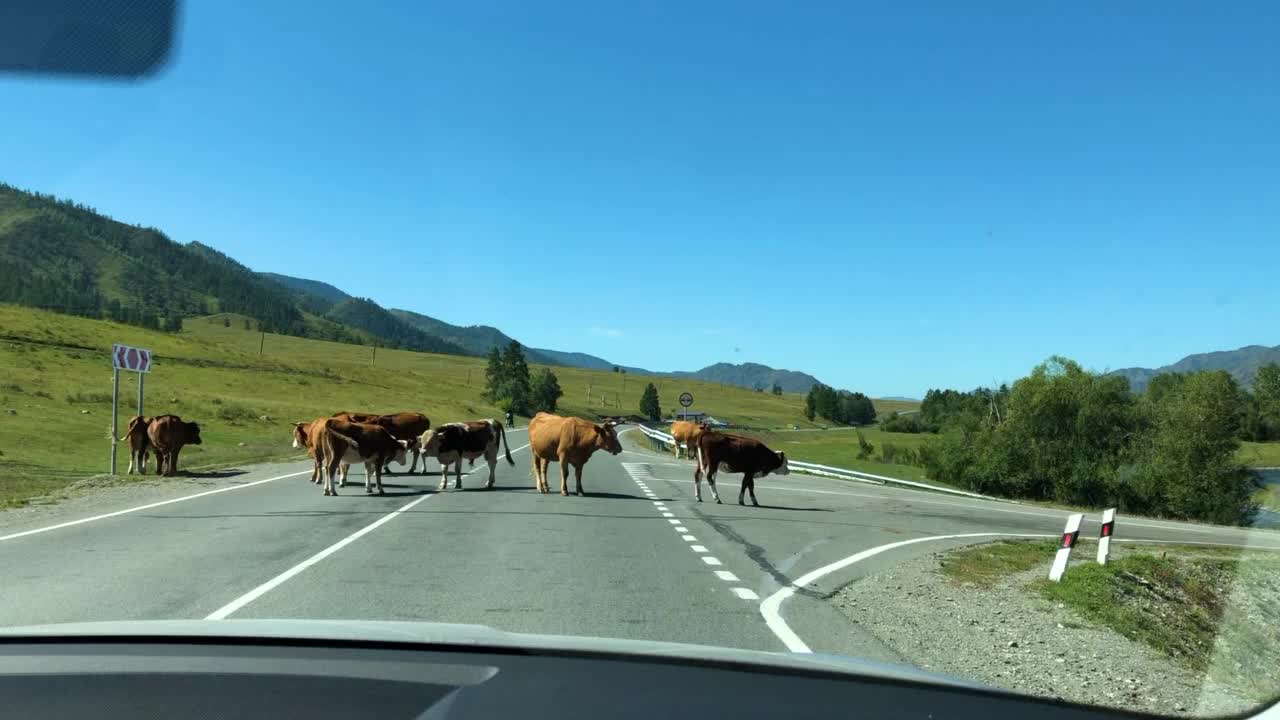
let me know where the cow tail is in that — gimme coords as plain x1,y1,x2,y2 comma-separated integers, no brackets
119,415,140,442
498,420,514,465
323,421,361,457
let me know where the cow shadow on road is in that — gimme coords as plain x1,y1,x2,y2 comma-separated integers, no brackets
742,503,832,512
180,470,248,479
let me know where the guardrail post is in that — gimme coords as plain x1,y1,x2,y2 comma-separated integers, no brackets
1097,508,1116,565
1049,513,1084,582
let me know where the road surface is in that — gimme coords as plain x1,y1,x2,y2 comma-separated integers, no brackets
2,425,1277,664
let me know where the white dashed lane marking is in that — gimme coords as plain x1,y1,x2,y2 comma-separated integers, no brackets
622,461,752,601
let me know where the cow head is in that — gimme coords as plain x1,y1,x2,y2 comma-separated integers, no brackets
596,420,623,455
392,439,411,465
291,422,310,449
185,421,203,445
774,451,789,476
418,429,442,458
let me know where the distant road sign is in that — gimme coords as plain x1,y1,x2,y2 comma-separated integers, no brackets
679,392,693,408
112,343,153,373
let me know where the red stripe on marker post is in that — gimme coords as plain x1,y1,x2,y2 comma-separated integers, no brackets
1097,508,1116,565
1049,513,1084,582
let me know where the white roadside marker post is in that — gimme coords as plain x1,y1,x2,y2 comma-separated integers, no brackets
1049,513,1084,582
1097,508,1116,565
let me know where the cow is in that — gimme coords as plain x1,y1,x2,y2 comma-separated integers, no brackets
528,412,623,496
146,415,203,476
119,415,154,474
670,420,710,460
333,411,429,473
693,432,789,506
292,418,349,486
418,419,513,490
317,418,411,496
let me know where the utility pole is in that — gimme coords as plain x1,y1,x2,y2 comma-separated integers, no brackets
371,342,378,366
467,368,472,386
259,331,265,357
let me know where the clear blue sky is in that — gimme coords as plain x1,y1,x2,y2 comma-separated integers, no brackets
4,1,1278,397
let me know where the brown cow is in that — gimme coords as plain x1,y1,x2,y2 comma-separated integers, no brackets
670,420,710,460
119,415,154,474
694,431,789,506
333,411,430,473
528,412,622,496
418,419,513,490
292,419,349,486
147,415,203,476
318,418,411,496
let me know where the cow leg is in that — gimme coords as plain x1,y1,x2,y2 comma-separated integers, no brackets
365,461,374,494
693,463,702,502
573,463,584,497
438,460,449,491
324,455,339,496
409,448,419,475
486,453,497,489
747,474,759,507
706,471,722,504
559,458,570,496
339,462,349,487
534,457,547,493
454,458,463,490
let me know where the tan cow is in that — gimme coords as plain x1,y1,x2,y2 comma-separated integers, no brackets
317,419,411,496
292,418,349,486
528,412,623,496
147,415,203,476
119,414,154,474
670,420,709,459
418,419,513,490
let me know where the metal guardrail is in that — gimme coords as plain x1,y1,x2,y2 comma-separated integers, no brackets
633,424,992,501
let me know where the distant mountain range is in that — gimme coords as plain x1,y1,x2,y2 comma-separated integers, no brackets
0,181,837,392
1110,345,1280,392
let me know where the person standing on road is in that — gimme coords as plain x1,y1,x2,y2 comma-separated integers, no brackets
505,410,514,428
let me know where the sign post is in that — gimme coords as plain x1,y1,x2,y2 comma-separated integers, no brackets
111,343,154,475
678,392,693,421
1049,513,1084,582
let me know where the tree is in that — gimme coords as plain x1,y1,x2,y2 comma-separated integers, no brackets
639,382,662,421
167,314,183,333
530,368,564,414
222,316,230,328
613,366,620,373
803,387,817,421
483,347,504,401
771,383,783,396
500,341,532,415
242,317,252,331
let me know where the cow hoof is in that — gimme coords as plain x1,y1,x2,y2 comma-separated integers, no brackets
576,491,584,497
752,502,759,507
378,489,385,495
715,498,722,504
560,491,569,496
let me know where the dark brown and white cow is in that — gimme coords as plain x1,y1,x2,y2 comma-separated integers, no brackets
528,412,623,496
147,415,203,476
119,414,154,474
292,418,349,486
332,411,429,473
418,419,513,490
317,419,411,496
693,432,789,506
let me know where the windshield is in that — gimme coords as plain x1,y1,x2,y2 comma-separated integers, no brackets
2,2,1279,717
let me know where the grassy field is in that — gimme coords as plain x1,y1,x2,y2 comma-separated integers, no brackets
943,540,1280,701
723,426,936,482
0,304,914,507
1238,440,1280,468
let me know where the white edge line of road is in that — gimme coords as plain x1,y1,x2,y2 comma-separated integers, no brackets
760,533,1054,653
0,470,312,543
207,440,532,620
206,493,437,619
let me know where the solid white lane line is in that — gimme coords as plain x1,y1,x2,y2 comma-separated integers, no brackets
732,588,760,600
715,570,740,582
701,556,723,566
759,532,1052,653
681,535,697,542
690,545,708,553
0,469,312,542
207,493,437,620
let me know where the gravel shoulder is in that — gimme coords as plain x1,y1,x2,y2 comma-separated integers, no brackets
830,545,1256,717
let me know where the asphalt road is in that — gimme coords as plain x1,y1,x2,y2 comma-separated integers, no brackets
2,425,1278,663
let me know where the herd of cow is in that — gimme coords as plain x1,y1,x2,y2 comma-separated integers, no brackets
118,412,790,506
